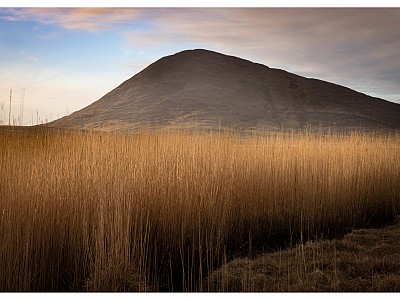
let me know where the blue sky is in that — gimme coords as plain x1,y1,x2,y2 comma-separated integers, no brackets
0,6,400,125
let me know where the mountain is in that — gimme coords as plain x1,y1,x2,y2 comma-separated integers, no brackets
48,49,400,132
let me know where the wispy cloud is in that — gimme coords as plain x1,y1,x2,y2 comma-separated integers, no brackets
1,8,147,32
120,47,132,57
20,51,39,62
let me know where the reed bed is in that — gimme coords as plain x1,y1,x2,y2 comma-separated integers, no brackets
0,127,399,291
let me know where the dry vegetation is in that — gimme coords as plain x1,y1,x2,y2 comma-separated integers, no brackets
207,216,400,292
0,126,399,292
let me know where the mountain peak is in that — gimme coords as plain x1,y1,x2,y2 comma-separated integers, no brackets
48,50,400,131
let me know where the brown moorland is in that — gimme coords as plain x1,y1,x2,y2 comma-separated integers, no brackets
206,216,400,292
1,126,399,291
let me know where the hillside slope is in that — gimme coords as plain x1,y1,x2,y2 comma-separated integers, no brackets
48,49,400,131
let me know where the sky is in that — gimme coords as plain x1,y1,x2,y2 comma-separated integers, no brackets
1,3,400,125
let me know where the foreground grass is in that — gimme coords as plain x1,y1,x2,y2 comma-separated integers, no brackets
207,216,400,292
0,127,399,291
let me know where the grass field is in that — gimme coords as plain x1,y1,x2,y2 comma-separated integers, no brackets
0,126,399,291
207,216,400,292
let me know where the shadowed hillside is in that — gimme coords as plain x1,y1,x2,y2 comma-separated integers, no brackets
48,49,400,131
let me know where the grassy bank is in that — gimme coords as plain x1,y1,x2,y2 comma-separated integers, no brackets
0,127,399,291
206,216,400,292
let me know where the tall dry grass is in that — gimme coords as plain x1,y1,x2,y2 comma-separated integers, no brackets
0,127,399,291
